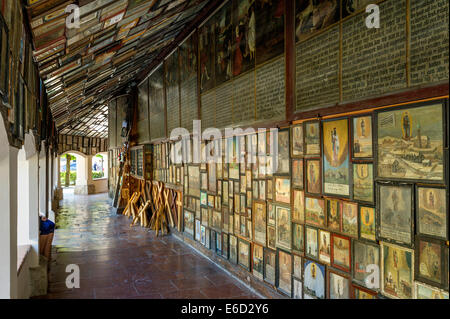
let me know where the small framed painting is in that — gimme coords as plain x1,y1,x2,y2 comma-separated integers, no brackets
275,205,292,251
359,206,376,242
327,269,350,299
264,248,277,286
238,238,251,271
293,254,303,279
277,249,292,296
353,163,374,203
415,236,448,290
292,190,305,223
342,201,358,238
303,259,326,299
253,200,267,246
352,285,378,299
229,234,238,264
253,244,264,280
318,229,331,265
267,226,276,250
305,159,321,195
352,240,380,290
331,234,352,272
291,124,304,157
292,277,303,299
326,198,342,232
305,121,321,156
274,177,291,204
292,223,304,254
415,281,449,299
305,226,318,260
352,115,373,159
292,159,304,189
305,197,326,228
416,186,448,240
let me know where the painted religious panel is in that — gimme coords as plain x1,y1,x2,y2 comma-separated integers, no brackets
352,285,378,299
292,223,304,254
230,234,238,264
293,277,303,299
275,205,292,251
353,240,380,290
415,237,448,289
326,199,341,232
305,197,326,228
199,18,215,92
276,129,290,174
253,200,267,246
274,177,290,204
331,234,351,272
278,250,292,296
255,0,285,65
359,206,376,242
341,201,358,238
215,1,233,86
318,229,331,265
304,259,326,299
323,118,350,197
293,255,303,279
378,184,413,246
351,165,373,205
264,248,276,285
232,0,256,76
328,270,350,299
179,32,197,82
305,121,320,155
306,159,321,194
295,0,340,42
238,238,251,271
293,190,305,223
253,244,264,280
305,226,318,260
381,242,414,299
377,103,444,182
292,124,304,156
352,115,373,159
292,159,304,189
416,186,448,240
188,166,200,197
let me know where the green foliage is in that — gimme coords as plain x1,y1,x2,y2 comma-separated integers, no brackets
60,172,77,185
92,172,105,179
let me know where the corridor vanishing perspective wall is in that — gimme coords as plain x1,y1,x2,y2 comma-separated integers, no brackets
109,0,450,300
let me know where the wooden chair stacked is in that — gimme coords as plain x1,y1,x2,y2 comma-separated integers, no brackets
149,181,170,236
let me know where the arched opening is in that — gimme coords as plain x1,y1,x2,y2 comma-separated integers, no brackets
92,153,107,180
60,153,77,187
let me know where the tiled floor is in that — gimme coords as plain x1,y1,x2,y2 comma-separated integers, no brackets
36,189,260,299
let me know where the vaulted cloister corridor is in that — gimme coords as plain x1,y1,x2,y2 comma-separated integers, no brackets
36,190,259,299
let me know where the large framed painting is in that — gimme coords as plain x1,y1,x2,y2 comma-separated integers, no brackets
352,115,373,159
276,129,290,175
318,229,331,265
331,234,351,273
341,201,358,238
303,259,326,299
275,205,291,251
305,197,326,228
305,226,318,260
253,244,264,280
305,121,321,156
291,124,304,157
378,184,413,246
322,118,350,197
292,190,305,223
326,199,341,232
415,281,449,299
327,269,350,299
199,18,215,92
255,0,285,65
353,163,374,203
416,186,448,241
381,242,414,299
305,159,321,194
277,249,292,296
359,206,376,242
415,236,448,290
238,238,251,271
295,0,340,43
376,102,445,182
292,223,304,254
352,240,380,290
214,0,232,86
292,159,304,189
253,200,267,246
274,177,290,204
264,248,276,285
232,0,256,76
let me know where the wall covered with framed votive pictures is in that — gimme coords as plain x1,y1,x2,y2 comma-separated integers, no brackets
149,98,449,299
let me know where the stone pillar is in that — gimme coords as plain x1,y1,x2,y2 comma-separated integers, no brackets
75,154,94,195
54,154,63,201
28,153,40,267
0,116,18,299
38,142,47,217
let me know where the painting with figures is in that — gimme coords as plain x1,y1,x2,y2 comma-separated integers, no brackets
353,163,374,203
199,18,215,92
214,1,233,86
323,118,350,197
377,103,444,182
352,116,373,159
232,0,256,76
417,186,447,240
304,259,326,299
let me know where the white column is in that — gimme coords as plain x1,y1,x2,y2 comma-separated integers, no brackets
0,117,19,299
38,143,47,217
28,153,39,267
